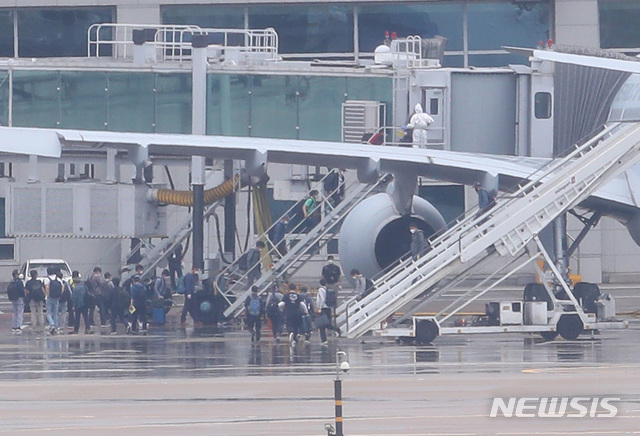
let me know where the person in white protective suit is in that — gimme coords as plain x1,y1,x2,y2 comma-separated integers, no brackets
406,103,434,148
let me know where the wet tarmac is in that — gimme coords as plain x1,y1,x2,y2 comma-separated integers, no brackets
0,304,640,435
1,303,639,435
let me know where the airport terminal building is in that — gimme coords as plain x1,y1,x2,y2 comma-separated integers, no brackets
0,0,640,286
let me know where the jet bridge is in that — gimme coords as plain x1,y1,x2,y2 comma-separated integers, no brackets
336,121,640,341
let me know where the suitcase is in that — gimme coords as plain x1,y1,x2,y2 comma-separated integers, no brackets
152,307,166,324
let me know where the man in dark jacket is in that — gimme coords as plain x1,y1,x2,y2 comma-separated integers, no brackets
71,271,91,334
7,269,25,334
168,243,184,291
180,267,199,325
129,275,148,334
109,277,129,334
90,266,109,327
409,223,428,261
271,216,289,258
244,286,264,342
321,256,341,292
245,241,265,286
25,270,46,333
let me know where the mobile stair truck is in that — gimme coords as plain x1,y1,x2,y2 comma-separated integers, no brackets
336,122,640,343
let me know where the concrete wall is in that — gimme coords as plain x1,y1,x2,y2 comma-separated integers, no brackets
554,0,600,48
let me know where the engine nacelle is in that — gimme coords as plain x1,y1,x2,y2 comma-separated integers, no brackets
338,193,447,281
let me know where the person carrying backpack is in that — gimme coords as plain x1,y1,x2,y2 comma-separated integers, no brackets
71,271,91,334
409,223,428,261
321,256,342,291
46,269,63,335
7,269,25,334
109,277,129,334
244,286,264,342
299,286,315,344
278,283,309,344
129,275,148,334
302,190,321,232
265,283,284,342
58,272,73,333
351,269,374,300
25,270,46,333
242,241,265,286
323,168,345,206
315,279,341,345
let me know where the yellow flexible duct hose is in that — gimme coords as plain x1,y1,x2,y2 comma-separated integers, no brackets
154,174,241,207
252,182,274,269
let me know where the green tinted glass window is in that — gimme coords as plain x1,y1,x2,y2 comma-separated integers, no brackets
161,5,244,29
0,11,14,57
249,4,353,54
251,75,298,139
467,2,549,51
106,73,154,132
600,0,640,48
0,72,8,126
60,72,106,130
156,73,192,134
298,76,346,141
358,3,462,53
17,7,114,57
208,74,250,136
12,71,60,128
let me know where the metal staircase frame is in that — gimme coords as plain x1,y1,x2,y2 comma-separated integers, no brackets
221,172,389,319
337,121,640,338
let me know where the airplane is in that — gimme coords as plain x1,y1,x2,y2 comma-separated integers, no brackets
0,47,639,283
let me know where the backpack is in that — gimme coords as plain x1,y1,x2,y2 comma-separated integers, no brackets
49,279,63,299
364,278,375,297
285,293,301,317
117,288,130,310
84,277,95,294
324,287,337,308
323,264,341,284
176,275,186,295
248,296,262,317
72,284,87,309
237,252,249,271
7,280,23,302
323,171,339,193
27,279,45,302
266,293,280,318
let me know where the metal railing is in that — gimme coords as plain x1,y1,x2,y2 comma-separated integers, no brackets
88,23,200,59
88,23,279,64
360,126,446,149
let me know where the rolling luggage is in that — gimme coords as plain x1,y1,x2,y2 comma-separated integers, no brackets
152,306,166,325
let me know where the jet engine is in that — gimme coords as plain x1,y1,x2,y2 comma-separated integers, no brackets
338,193,447,281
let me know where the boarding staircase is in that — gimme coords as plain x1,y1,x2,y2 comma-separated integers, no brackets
222,171,390,319
336,121,640,338
123,199,225,281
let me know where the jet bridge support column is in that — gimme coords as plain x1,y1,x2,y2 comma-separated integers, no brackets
191,34,208,271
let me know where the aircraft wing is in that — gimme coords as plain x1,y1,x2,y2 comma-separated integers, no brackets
1,126,639,223
0,127,61,158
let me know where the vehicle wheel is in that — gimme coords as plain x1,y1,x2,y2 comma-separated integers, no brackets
415,320,438,344
539,331,559,341
557,315,583,340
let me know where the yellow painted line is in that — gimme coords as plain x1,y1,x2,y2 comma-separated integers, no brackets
335,400,342,406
